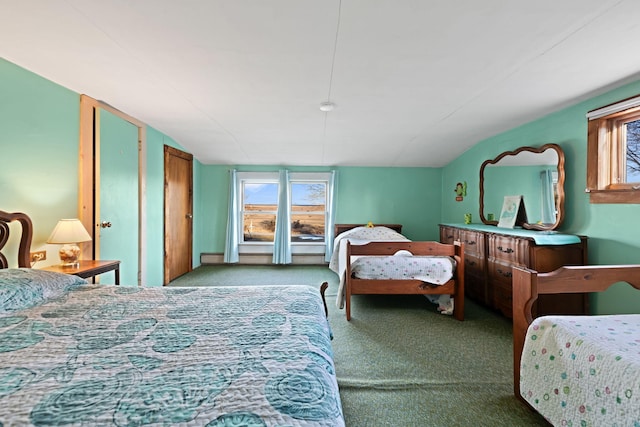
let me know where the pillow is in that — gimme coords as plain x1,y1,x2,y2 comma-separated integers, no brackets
394,250,413,257
0,268,87,314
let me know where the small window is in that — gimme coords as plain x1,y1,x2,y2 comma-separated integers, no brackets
586,95,640,203
291,182,326,243
237,171,333,248
622,118,640,184
242,181,278,242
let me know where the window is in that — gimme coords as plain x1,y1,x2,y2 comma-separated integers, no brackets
237,172,331,249
586,95,640,203
241,180,278,242
291,182,326,243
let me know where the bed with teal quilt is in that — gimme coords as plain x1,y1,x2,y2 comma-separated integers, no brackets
0,268,344,427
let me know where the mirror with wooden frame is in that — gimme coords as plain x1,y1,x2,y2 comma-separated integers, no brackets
479,143,565,231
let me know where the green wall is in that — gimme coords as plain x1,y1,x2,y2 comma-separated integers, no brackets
197,165,443,254
0,59,80,263
3,57,639,313
441,80,640,314
0,59,202,286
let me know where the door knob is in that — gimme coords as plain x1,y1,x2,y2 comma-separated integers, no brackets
186,213,193,219
99,221,112,228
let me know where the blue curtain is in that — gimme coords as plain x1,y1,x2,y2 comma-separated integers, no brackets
540,169,555,224
273,169,292,264
223,169,239,263
324,170,338,262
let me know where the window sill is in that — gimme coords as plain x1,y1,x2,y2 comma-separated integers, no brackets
239,242,326,255
587,188,640,204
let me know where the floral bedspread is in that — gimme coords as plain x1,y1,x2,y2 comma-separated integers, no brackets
350,254,454,284
329,226,409,309
520,314,640,426
0,268,344,426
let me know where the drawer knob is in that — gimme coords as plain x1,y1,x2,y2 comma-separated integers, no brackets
497,268,512,278
497,246,514,254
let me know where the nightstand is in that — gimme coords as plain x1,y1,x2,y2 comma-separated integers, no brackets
42,260,121,285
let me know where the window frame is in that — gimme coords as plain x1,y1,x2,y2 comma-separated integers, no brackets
586,95,640,203
235,171,332,254
239,174,279,244
289,177,329,245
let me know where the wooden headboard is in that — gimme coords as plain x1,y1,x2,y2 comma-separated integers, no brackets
334,223,403,237
0,210,33,268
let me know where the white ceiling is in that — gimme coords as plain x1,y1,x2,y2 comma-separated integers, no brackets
2,0,640,167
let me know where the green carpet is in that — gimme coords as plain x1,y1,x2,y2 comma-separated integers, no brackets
169,265,548,426
168,264,336,287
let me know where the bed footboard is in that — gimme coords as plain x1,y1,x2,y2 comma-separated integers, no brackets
512,264,640,398
345,240,464,321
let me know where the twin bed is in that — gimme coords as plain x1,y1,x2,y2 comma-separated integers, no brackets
0,210,345,426
512,264,640,426
329,224,464,321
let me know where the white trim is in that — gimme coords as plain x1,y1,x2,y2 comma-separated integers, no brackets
587,95,640,120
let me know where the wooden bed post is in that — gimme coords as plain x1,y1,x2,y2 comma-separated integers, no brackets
320,282,329,318
345,243,352,321
512,266,537,398
0,211,33,269
453,241,465,321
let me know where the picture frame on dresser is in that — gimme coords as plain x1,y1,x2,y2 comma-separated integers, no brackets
497,195,527,229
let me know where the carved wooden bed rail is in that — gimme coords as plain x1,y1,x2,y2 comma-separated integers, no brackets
0,210,33,268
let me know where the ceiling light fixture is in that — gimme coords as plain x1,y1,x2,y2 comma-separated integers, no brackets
319,101,335,112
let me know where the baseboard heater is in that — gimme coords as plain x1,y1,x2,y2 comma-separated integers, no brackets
200,253,327,266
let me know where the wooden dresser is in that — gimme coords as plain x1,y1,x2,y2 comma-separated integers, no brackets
439,223,588,318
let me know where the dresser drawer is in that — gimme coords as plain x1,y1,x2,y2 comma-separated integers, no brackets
492,280,513,318
465,271,488,304
487,259,514,284
464,253,485,275
488,234,529,264
459,230,485,256
439,225,459,245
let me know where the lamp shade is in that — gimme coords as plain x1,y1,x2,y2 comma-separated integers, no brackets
47,219,92,244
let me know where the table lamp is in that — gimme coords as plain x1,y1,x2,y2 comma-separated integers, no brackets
47,219,92,267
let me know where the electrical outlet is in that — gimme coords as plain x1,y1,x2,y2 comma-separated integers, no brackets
30,251,46,263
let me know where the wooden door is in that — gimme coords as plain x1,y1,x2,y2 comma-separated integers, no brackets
164,145,193,284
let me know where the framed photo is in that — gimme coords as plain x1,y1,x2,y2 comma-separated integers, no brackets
498,195,527,228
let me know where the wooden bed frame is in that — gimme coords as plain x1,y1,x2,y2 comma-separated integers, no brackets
1,210,336,322
345,240,465,321
0,210,33,269
512,264,640,399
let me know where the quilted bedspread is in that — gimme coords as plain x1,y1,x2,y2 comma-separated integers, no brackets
0,268,344,426
329,226,409,309
520,314,640,426
329,226,454,313
350,254,454,284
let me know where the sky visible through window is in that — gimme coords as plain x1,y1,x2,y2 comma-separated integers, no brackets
244,183,324,205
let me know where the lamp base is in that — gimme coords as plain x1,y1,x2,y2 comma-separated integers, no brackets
59,244,81,267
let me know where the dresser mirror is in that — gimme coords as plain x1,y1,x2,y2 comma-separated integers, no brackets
479,143,565,231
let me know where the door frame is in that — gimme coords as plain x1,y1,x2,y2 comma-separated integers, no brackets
78,94,147,285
